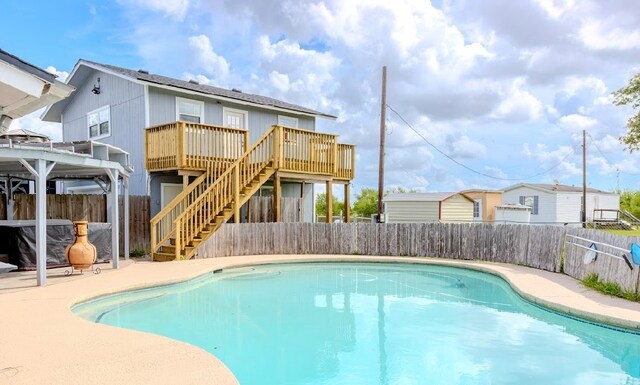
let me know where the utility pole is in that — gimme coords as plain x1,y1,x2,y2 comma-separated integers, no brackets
377,66,387,223
582,129,587,228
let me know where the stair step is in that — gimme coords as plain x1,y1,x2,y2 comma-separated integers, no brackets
161,245,176,253
153,252,181,262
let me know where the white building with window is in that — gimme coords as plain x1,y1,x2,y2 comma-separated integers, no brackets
501,183,619,225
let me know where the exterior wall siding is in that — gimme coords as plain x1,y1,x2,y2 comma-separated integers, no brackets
462,191,502,222
385,201,439,223
556,193,582,224
62,69,147,194
148,87,316,144
502,187,557,224
440,195,473,223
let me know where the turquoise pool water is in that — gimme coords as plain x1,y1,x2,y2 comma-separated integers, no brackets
74,263,640,385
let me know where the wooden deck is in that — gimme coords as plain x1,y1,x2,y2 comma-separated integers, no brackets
145,121,355,181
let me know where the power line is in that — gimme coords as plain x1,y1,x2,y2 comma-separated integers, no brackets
385,104,576,182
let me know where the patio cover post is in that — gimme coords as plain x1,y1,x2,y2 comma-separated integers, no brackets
123,176,129,260
19,158,55,286
106,169,120,269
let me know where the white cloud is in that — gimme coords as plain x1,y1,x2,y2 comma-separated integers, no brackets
187,35,230,84
521,143,580,177
557,114,598,132
10,108,62,141
579,19,640,50
449,135,488,159
532,0,575,19
491,78,542,121
45,66,69,82
124,0,190,21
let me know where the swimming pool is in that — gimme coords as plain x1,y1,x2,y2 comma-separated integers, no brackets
74,263,640,385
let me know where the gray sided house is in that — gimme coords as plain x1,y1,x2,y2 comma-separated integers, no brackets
43,60,338,220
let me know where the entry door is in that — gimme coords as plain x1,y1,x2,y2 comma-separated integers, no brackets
161,183,183,208
223,108,247,129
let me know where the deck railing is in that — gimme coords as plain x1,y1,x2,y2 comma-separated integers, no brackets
145,121,248,173
145,122,354,180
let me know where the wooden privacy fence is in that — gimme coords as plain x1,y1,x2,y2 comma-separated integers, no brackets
197,223,565,272
199,222,640,295
0,194,150,253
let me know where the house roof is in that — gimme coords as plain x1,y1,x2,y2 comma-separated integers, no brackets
42,59,336,122
496,203,532,211
384,192,469,202
0,49,56,84
503,183,616,195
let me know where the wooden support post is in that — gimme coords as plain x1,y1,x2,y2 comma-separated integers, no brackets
178,121,186,168
326,179,333,223
274,173,281,222
344,183,351,223
183,174,189,189
243,130,250,153
278,126,285,170
233,165,241,223
174,218,181,260
333,139,338,175
273,126,280,169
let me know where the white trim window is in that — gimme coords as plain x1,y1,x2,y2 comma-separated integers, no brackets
473,200,481,219
176,97,204,123
87,105,110,139
223,107,248,129
278,115,298,128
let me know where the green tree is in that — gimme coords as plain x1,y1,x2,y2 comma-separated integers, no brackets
619,190,640,219
315,193,344,217
614,73,640,151
386,186,418,194
352,188,379,217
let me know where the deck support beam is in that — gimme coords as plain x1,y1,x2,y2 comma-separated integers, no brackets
326,179,333,223
344,183,350,223
274,173,281,222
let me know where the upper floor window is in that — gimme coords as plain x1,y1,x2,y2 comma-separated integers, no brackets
87,105,110,139
223,107,248,129
519,195,539,215
278,115,299,128
176,97,204,123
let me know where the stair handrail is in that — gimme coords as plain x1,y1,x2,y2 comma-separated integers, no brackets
172,125,280,258
620,209,640,224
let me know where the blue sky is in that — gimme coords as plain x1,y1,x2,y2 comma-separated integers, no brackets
3,0,640,195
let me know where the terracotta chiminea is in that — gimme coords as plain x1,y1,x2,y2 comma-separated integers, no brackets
65,221,97,270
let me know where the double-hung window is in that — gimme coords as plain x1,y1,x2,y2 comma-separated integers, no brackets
176,97,204,123
473,200,480,218
87,105,110,139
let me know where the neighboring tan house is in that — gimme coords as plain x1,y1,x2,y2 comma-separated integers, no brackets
460,189,502,223
43,60,354,260
502,183,619,225
384,193,474,223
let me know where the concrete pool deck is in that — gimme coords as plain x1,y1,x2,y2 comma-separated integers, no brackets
1,255,640,384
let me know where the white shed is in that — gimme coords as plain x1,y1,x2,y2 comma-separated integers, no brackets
495,204,532,224
502,183,619,225
384,193,474,223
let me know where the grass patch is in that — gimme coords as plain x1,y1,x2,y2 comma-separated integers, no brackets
603,229,640,236
582,273,640,302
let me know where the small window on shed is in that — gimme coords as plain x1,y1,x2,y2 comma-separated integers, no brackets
519,195,539,215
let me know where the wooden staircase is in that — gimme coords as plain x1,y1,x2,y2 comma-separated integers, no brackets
150,126,280,261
